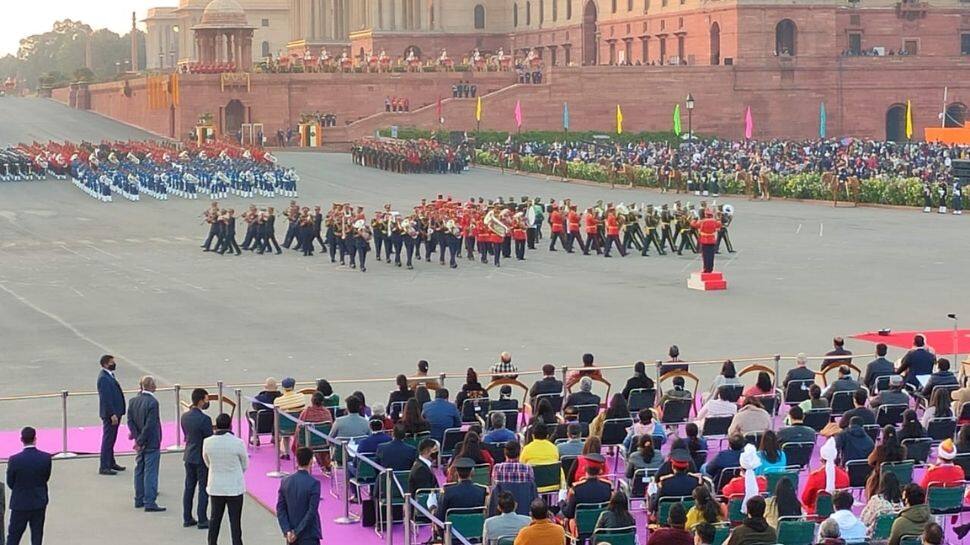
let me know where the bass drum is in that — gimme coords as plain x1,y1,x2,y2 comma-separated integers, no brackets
526,205,537,228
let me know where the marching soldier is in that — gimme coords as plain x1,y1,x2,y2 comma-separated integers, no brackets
603,209,626,258
715,205,736,254
641,205,666,256
547,205,567,251
583,208,602,256
313,206,327,254
566,205,584,254
201,202,220,252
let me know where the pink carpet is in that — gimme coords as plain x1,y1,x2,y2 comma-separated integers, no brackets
0,421,181,459
853,328,970,355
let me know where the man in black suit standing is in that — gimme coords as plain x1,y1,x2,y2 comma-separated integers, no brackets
97,354,126,475
127,375,166,512
6,426,52,545
277,447,322,544
181,388,213,529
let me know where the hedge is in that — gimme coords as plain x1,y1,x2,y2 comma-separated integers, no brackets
473,150,928,208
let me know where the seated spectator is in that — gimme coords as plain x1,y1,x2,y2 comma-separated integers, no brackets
513,500,564,545
777,406,816,444
921,387,953,428
888,484,932,545
755,430,787,474
590,393,629,438
924,522,945,545
919,439,963,488
594,490,636,531
563,377,601,411
721,444,766,498
528,364,563,406
650,450,701,513
483,492,531,545
422,388,462,443
835,416,875,463
371,403,393,430
491,352,519,381
896,335,936,389
490,385,519,412
414,386,432,407
253,377,282,410
557,406,590,439
447,430,494,481
865,426,906,495
817,518,846,545
696,385,739,430
316,379,340,410
561,454,611,533
407,439,440,496
802,438,849,514
872,375,911,410
863,343,894,392
898,409,926,442
484,412,517,444
683,423,707,468
782,353,815,389
705,360,742,402
798,384,829,412
838,389,876,429
408,360,440,390
659,376,693,411
625,435,663,479
693,523,716,545
824,366,861,402
455,368,489,409
647,502,691,545
557,423,586,458
686,485,724,529
330,395,370,440
957,424,970,452
520,424,558,467
570,437,605,483
860,471,902,529
765,474,802,529
400,398,431,435
274,377,306,456
565,353,605,390
492,441,535,484
921,357,958,399
296,392,334,469
740,371,774,405
526,399,559,442
627,409,667,452
728,397,771,436
703,433,745,486
621,361,655,399
830,490,867,543
350,391,371,418
823,336,853,374
952,384,970,420
376,424,418,471
659,345,688,377
437,458,488,519
726,496,777,545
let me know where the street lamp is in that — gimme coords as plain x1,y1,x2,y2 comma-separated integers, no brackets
686,93,695,188
948,313,959,367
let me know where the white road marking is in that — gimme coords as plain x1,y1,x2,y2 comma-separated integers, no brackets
819,223,824,237
84,244,121,259
71,287,84,297
795,224,802,234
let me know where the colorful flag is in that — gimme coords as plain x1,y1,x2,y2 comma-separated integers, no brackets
744,106,753,139
562,102,570,131
475,96,482,122
514,99,523,129
616,104,623,135
673,104,682,136
905,100,913,139
819,102,827,139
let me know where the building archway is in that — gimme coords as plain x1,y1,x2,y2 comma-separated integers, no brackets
404,45,422,59
474,4,486,29
261,41,270,58
225,99,245,137
582,0,598,65
710,22,720,65
775,19,796,56
885,103,907,142
945,102,967,127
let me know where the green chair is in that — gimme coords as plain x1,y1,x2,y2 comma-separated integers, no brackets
765,469,799,495
656,497,694,527
727,496,745,525
446,506,486,543
881,461,914,486
899,536,922,545
349,454,379,500
295,422,332,450
871,513,895,541
375,470,410,536
570,502,608,543
712,524,730,545
590,526,636,545
277,411,300,439
813,492,834,519
471,463,492,487
777,518,816,545
533,461,562,493
927,483,966,515
403,431,430,450
495,536,516,545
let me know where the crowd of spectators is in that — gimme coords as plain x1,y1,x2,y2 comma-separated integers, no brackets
385,96,411,113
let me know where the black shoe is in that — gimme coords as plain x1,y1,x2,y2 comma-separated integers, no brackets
361,267,366,272
549,248,557,251
450,264,457,269
111,464,126,471
197,522,210,530
134,503,144,509
145,506,167,513
407,265,413,270
275,250,282,255
99,469,118,475
183,520,198,528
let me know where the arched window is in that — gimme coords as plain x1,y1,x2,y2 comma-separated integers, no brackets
775,19,797,56
885,104,907,142
709,22,720,65
526,1,532,25
473,4,486,29
945,103,967,127
514,3,519,26
261,41,270,58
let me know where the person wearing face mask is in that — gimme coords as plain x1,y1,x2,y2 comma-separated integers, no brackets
181,388,213,529
97,354,127,476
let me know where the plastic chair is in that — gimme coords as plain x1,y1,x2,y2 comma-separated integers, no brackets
590,526,636,545
446,506,486,542
569,502,608,543
814,492,834,519
875,403,908,427
777,517,816,545
533,461,562,493
871,513,895,541
901,437,932,465
803,408,832,432
656,496,694,526
766,469,800,495
881,460,914,486
627,388,656,413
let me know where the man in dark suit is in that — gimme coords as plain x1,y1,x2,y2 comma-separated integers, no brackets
528,364,563,407
920,357,958,399
407,439,440,495
181,388,213,529
436,458,487,519
422,388,461,443
6,427,52,545
862,344,895,392
376,425,418,471
97,354,126,475
127,375,166,512
896,334,936,388
277,447,322,545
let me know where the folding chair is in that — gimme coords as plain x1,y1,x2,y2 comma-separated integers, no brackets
715,466,743,493
569,502,608,544
403,431,430,450
927,482,967,531
765,468,800,496
659,398,692,426
871,513,895,541
712,523,730,545
830,390,855,417
803,408,832,432
533,461,562,494
927,417,957,442
601,418,633,476
726,495,745,525
484,441,507,464
863,424,881,443
875,404,908,427
627,388,656,413
846,459,870,490
777,517,816,545
955,453,970,480
783,379,814,405
813,492,835,519
782,442,815,469
574,404,600,424
701,416,733,447
590,526,636,545
533,392,563,413
349,454,380,502
440,427,468,464
446,506,486,543
471,463,492,487
873,374,894,395
960,401,970,424
495,536,516,545
901,437,932,465
486,409,520,432
388,401,406,421
627,467,657,510
461,398,491,423
655,496,694,527
881,460,914,486
755,392,780,416
744,431,764,447
898,535,922,545
247,408,274,446
375,470,410,536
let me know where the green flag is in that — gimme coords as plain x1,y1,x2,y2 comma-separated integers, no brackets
673,104,682,136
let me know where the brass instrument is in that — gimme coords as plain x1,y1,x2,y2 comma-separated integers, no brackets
484,209,509,237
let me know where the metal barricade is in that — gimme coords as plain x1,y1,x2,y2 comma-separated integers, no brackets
404,494,475,545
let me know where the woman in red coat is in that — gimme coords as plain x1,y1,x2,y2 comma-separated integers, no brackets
802,437,849,514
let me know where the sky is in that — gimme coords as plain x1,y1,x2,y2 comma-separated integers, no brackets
1,0,164,57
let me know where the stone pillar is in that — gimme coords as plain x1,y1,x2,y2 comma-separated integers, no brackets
389,0,395,30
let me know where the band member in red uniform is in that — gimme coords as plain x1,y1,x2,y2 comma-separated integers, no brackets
691,208,722,273
512,213,528,260
583,209,601,255
603,209,627,257
461,210,476,260
566,205,584,254
548,205,567,251
476,215,490,264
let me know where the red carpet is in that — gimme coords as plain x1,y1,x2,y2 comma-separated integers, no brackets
852,328,970,355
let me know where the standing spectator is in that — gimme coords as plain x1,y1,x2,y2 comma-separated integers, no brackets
127,376,165,512
483,492,531,545
897,335,936,388
97,354,126,476
277,447,322,545
181,388,213,529
823,337,853,373
491,352,519,380
863,344,895,392
888,484,932,545
422,388,462,443
5,427,52,545
513,500,565,545
203,413,248,545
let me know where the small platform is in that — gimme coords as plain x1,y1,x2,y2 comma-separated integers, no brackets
687,271,727,291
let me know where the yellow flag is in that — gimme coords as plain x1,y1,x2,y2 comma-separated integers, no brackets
905,100,913,139
616,104,623,135
475,96,482,122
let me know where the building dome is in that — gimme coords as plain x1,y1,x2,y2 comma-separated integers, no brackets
198,0,250,28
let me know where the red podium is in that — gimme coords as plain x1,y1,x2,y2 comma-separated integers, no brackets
688,271,727,291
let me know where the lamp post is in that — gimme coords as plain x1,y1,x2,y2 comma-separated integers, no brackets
686,93,695,185
948,313,959,367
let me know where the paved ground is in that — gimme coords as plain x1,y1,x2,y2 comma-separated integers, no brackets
0,97,157,146
0,97,968,543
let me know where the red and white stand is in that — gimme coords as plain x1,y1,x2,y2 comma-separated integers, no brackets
687,271,727,291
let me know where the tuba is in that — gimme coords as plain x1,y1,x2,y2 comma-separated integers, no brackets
445,219,461,237
484,210,509,237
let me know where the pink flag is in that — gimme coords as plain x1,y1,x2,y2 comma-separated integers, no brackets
514,100,523,129
744,106,753,139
